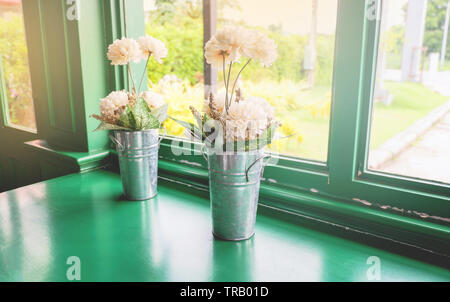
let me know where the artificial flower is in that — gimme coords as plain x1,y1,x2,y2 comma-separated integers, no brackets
243,31,278,66
99,90,129,121
138,36,168,63
107,38,142,65
204,37,234,66
141,90,165,110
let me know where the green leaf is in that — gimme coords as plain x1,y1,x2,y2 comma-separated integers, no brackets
118,105,136,130
93,121,129,132
151,103,168,123
170,117,203,140
131,98,161,130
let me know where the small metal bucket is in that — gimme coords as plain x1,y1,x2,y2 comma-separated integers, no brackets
110,129,161,200
203,147,268,241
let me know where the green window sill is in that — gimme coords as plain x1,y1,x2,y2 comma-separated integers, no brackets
0,168,448,282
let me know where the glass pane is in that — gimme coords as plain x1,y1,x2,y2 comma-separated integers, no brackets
368,0,450,184
0,0,36,130
216,0,338,161
144,0,205,137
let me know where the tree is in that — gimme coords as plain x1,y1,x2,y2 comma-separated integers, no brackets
424,0,450,59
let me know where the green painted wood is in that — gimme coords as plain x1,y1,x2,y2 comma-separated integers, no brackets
1,0,146,191
0,168,448,282
0,2,41,192
154,156,450,258
156,0,449,229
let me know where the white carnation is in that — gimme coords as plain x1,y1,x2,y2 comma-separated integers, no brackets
107,38,142,66
141,91,165,110
242,31,278,66
100,91,129,119
138,36,168,63
224,97,272,142
204,37,233,66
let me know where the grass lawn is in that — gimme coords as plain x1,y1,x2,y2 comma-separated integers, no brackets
369,82,449,149
274,82,448,161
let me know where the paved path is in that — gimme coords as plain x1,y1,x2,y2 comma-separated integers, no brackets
377,112,450,184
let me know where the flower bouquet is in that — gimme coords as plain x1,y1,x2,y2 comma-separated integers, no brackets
175,26,279,240
92,36,168,200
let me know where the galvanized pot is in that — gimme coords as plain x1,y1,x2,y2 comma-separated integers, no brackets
110,129,161,200
203,147,267,241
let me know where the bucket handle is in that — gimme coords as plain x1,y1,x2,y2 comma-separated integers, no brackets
201,144,208,163
109,129,166,152
158,128,167,149
109,133,125,152
246,155,271,182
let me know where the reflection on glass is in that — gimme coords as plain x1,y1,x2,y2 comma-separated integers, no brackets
143,0,337,162
368,0,450,184
0,0,36,129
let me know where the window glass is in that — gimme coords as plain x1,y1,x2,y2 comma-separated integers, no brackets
368,0,450,184
144,0,338,162
0,0,36,130
144,0,204,137
216,0,338,161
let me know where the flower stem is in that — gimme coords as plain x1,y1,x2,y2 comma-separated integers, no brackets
225,62,233,112
138,55,151,94
127,63,137,93
230,58,251,106
222,55,228,115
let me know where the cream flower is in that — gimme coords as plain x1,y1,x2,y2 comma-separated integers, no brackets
246,96,275,120
242,31,278,66
204,37,233,66
224,97,272,142
100,91,129,120
138,36,168,63
107,38,142,65
141,91,165,110
214,26,249,62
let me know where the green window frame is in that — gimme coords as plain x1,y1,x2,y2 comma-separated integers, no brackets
14,0,443,256
143,0,449,256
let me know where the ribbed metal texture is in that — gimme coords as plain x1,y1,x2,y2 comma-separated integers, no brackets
112,129,159,200
206,148,265,241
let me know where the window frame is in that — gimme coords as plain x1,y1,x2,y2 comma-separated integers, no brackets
155,0,449,220
119,0,449,255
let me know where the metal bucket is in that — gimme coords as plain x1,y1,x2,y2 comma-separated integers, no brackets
203,147,267,241
110,129,161,200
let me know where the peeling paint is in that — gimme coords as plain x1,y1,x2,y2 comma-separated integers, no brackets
178,160,203,167
350,199,450,224
352,198,372,206
260,203,450,259
412,211,450,223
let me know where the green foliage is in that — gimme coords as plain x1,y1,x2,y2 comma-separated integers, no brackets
0,13,35,128
145,1,335,86
145,7,204,85
424,0,450,59
117,98,161,131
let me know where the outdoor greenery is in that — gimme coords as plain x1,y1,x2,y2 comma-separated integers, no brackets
370,81,448,149
424,0,450,60
143,0,450,161
0,0,447,162
0,13,35,129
